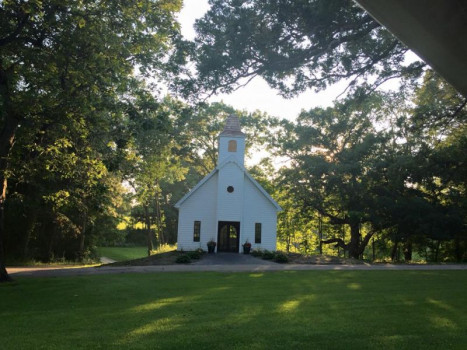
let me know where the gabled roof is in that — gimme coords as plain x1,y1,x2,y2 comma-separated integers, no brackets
174,159,282,211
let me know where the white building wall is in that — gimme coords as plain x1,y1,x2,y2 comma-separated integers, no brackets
176,173,218,251
218,136,245,165
242,176,278,251
216,161,244,224
176,163,279,252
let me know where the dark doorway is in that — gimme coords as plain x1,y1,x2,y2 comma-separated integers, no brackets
217,221,240,253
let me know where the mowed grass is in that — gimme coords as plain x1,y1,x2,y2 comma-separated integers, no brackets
1,271,466,349
97,246,148,261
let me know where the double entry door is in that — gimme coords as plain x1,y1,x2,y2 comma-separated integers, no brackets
217,221,240,252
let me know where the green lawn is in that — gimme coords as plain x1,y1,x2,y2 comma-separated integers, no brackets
97,246,148,261
1,271,466,349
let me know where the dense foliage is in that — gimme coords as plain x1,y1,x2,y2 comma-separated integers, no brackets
1,1,466,282
273,74,466,261
0,0,184,280
178,0,425,98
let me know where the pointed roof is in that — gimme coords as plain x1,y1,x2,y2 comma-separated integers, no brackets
220,114,245,137
174,157,282,211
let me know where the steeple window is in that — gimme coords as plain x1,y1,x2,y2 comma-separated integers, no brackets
228,140,237,152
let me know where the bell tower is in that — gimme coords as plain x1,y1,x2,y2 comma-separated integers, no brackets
218,114,246,167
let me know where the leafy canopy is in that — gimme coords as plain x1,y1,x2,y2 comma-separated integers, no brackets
181,0,425,98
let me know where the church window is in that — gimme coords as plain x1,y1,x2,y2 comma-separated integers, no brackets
255,223,262,243
227,186,234,193
228,140,237,152
193,221,201,242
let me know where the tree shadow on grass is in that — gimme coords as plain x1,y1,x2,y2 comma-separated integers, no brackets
1,271,466,349
111,271,467,349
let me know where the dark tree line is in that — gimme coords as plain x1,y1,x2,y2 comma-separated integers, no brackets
0,0,184,281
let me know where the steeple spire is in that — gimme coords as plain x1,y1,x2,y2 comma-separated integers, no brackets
220,114,245,137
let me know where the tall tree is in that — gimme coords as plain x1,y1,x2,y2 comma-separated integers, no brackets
276,72,467,261
277,94,389,258
0,0,182,281
178,0,424,98
123,95,188,255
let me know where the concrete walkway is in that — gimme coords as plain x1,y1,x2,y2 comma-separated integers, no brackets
7,262,467,278
100,256,116,264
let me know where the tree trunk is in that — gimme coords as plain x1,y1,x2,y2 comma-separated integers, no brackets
348,222,361,259
154,189,164,246
144,205,153,256
434,239,441,262
0,120,16,281
0,66,20,282
0,178,12,282
403,240,412,262
372,237,376,261
23,213,37,259
391,240,399,262
454,235,462,262
47,223,56,262
79,212,87,260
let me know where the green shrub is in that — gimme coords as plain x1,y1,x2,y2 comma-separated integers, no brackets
251,249,263,257
262,250,275,260
187,251,202,260
274,252,289,263
176,255,191,264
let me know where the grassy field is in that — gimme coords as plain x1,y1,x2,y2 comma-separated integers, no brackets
1,271,466,349
97,245,177,262
97,246,149,261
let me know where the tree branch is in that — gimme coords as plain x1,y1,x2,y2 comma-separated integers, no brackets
358,230,376,255
322,237,347,250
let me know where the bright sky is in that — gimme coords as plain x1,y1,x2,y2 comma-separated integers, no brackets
177,0,347,121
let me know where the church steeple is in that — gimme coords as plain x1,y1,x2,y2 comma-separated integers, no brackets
218,114,246,166
220,114,245,137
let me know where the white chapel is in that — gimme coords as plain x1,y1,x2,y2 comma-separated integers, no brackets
175,114,281,253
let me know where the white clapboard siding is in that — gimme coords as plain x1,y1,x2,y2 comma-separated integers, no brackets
176,173,218,251
218,135,245,165
216,161,244,222
242,174,277,251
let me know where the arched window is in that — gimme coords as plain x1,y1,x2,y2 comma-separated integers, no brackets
228,140,237,152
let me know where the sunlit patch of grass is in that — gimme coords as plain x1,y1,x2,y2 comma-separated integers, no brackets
279,299,301,312
249,273,264,278
126,317,183,338
97,244,176,263
347,282,361,290
426,297,454,311
130,296,189,312
97,246,148,261
1,271,466,349
429,315,458,329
